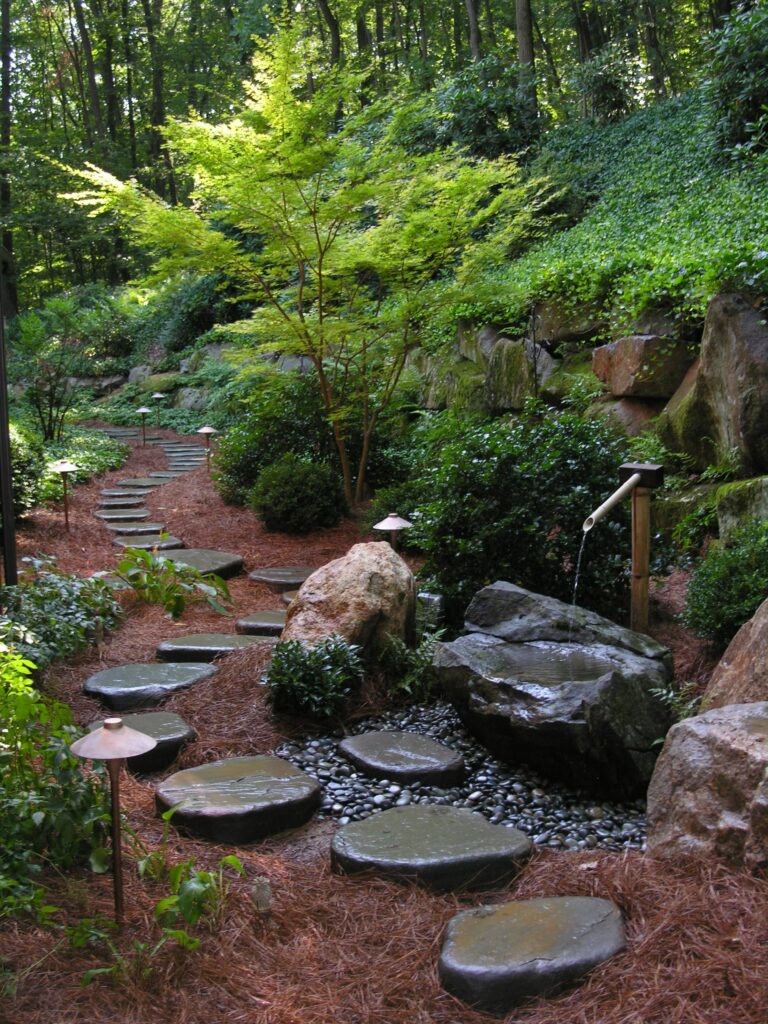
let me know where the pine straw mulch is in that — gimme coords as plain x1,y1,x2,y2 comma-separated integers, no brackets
1,429,764,1024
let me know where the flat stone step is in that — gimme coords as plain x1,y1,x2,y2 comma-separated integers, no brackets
282,590,299,606
103,521,167,534
161,549,244,579
155,755,322,843
113,534,184,550
331,805,532,891
156,633,276,662
94,508,150,522
88,711,196,773
148,471,183,479
117,477,163,488
104,428,139,437
100,489,152,498
236,610,286,636
83,662,218,710
98,497,145,509
439,896,626,1014
248,566,317,592
339,731,465,786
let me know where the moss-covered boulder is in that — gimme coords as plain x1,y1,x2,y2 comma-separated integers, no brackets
486,338,558,411
139,372,181,394
715,477,768,541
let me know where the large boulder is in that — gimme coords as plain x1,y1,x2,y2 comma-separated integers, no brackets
282,542,415,650
592,335,692,398
660,294,768,472
646,702,768,870
433,583,672,797
703,598,768,708
486,338,558,411
715,476,768,541
534,299,605,345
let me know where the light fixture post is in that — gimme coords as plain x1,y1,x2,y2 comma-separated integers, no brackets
136,406,151,446
151,392,165,427
196,425,217,471
50,459,77,532
373,512,413,552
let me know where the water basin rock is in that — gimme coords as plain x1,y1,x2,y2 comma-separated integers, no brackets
83,662,217,710
330,804,531,890
155,755,322,843
646,702,768,869
103,521,166,534
89,711,196,772
161,549,244,579
94,508,150,522
157,633,275,662
236,610,287,635
282,542,415,650
248,566,318,593
435,584,672,798
113,534,184,550
439,896,626,1014
339,731,465,786
703,597,768,708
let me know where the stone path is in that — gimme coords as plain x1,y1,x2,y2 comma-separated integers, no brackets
339,730,465,785
84,661,218,709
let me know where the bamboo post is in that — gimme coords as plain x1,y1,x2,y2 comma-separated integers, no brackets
630,486,651,633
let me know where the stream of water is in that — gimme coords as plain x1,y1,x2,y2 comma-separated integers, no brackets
568,530,590,641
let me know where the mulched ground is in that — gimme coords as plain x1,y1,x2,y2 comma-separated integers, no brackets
1,429,765,1024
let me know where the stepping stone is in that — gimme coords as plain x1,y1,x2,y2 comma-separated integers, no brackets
331,805,532,891
95,508,150,522
439,896,626,1014
249,566,317,592
162,549,244,579
104,428,139,437
113,534,184,550
156,633,276,662
89,711,196,773
104,521,167,534
148,471,183,479
282,590,299,606
117,477,163,488
83,662,218,710
339,731,465,786
98,497,145,509
236,610,286,636
155,755,322,843
101,489,152,498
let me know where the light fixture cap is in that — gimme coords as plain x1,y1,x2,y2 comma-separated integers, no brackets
136,406,152,415
373,512,413,532
196,425,217,435
50,459,78,474
151,392,166,400
70,717,157,760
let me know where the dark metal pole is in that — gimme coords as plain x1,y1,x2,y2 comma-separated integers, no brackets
0,246,17,585
62,473,70,531
108,758,125,926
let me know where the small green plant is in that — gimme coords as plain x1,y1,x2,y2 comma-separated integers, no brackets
115,547,232,619
377,631,444,701
266,636,364,719
249,456,347,534
154,854,245,932
700,446,742,482
560,373,606,414
671,496,719,553
649,680,709,725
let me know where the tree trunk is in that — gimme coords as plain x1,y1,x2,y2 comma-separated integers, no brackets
72,0,104,140
464,0,481,61
187,0,202,109
516,0,538,119
452,0,463,63
121,0,137,167
711,0,732,26
140,0,177,203
0,0,16,317
642,0,666,98
316,0,341,64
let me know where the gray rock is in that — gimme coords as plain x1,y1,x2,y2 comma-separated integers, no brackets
330,804,531,891
703,597,768,708
486,337,558,411
236,610,287,635
162,549,244,579
103,521,167,534
99,497,145,509
156,633,275,662
339,731,465,786
100,489,152,498
175,387,208,411
83,662,217,710
715,476,768,541
128,364,152,384
89,711,196,773
113,534,184,550
117,478,162,489
439,896,625,1013
248,566,318,592
94,508,150,521
155,755,322,843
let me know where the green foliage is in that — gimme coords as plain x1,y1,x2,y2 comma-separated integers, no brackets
700,446,742,482
249,456,347,534
40,430,129,502
682,519,768,646
413,402,630,619
266,636,364,719
560,373,606,413
570,42,647,122
0,558,121,668
377,631,443,702
649,679,708,725
671,496,719,553
0,641,109,920
153,853,245,931
115,547,232,619
5,423,45,521
706,4,768,158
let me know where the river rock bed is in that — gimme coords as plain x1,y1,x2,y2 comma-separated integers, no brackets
274,701,647,851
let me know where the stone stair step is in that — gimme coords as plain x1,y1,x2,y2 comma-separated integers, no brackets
113,534,184,550
161,549,244,579
249,566,317,592
103,521,167,534
339,731,465,786
100,489,152,498
83,661,217,710
235,610,286,636
98,497,145,509
95,508,150,521
156,633,276,662
88,711,196,773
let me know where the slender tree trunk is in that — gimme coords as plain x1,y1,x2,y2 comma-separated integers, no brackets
710,0,732,26
72,0,104,140
140,0,177,203
452,0,463,64
0,0,16,317
482,0,497,48
316,0,341,64
187,0,201,109
121,0,137,168
90,0,120,141
65,0,93,145
464,0,481,61
642,0,666,98
417,0,428,61
533,11,562,96
516,0,538,120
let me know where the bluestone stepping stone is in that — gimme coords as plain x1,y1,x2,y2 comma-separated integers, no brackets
95,508,150,521
117,477,163,488
438,896,626,1014
249,565,317,592
89,711,196,773
331,805,532,891
339,731,465,786
149,471,183,479
83,662,217,710
101,489,152,498
236,610,286,636
156,633,275,662
113,533,184,550
104,428,138,436
104,521,167,534
99,496,145,509
155,755,322,843
161,549,244,579
282,590,299,606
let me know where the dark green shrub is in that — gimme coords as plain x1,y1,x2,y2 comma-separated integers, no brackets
266,636,364,719
7,424,45,520
414,402,630,620
377,631,443,702
682,519,768,647
249,456,346,533
706,4,768,158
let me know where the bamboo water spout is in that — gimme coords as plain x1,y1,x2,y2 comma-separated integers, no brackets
582,463,664,634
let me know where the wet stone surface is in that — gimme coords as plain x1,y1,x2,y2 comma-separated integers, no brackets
94,508,150,521
103,521,167,534
339,731,465,786
236,610,287,636
249,566,317,592
83,662,218,710
161,549,244,579
117,478,163,488
274,701,647,852
89,711,196,773
157,632,276,661
112,533,184,550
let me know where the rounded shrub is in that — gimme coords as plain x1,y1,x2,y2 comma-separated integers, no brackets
266,636,364,719
7,423,45,521
682,519,768,647
249,455,346,533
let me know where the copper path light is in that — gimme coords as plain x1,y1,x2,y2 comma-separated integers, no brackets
70,718,157,925
137,406,152,446
196,425,217,471
373,512,413,551
151,391,165,427
49,459,78,532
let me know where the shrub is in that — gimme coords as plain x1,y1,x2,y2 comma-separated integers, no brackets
249,456,346,534
6,424,45,521
115,547,232,619
40,430,129,502
706,4,768,158
414,402,630,620
682,519,768,647
266,636,364,719
376,631,443,702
